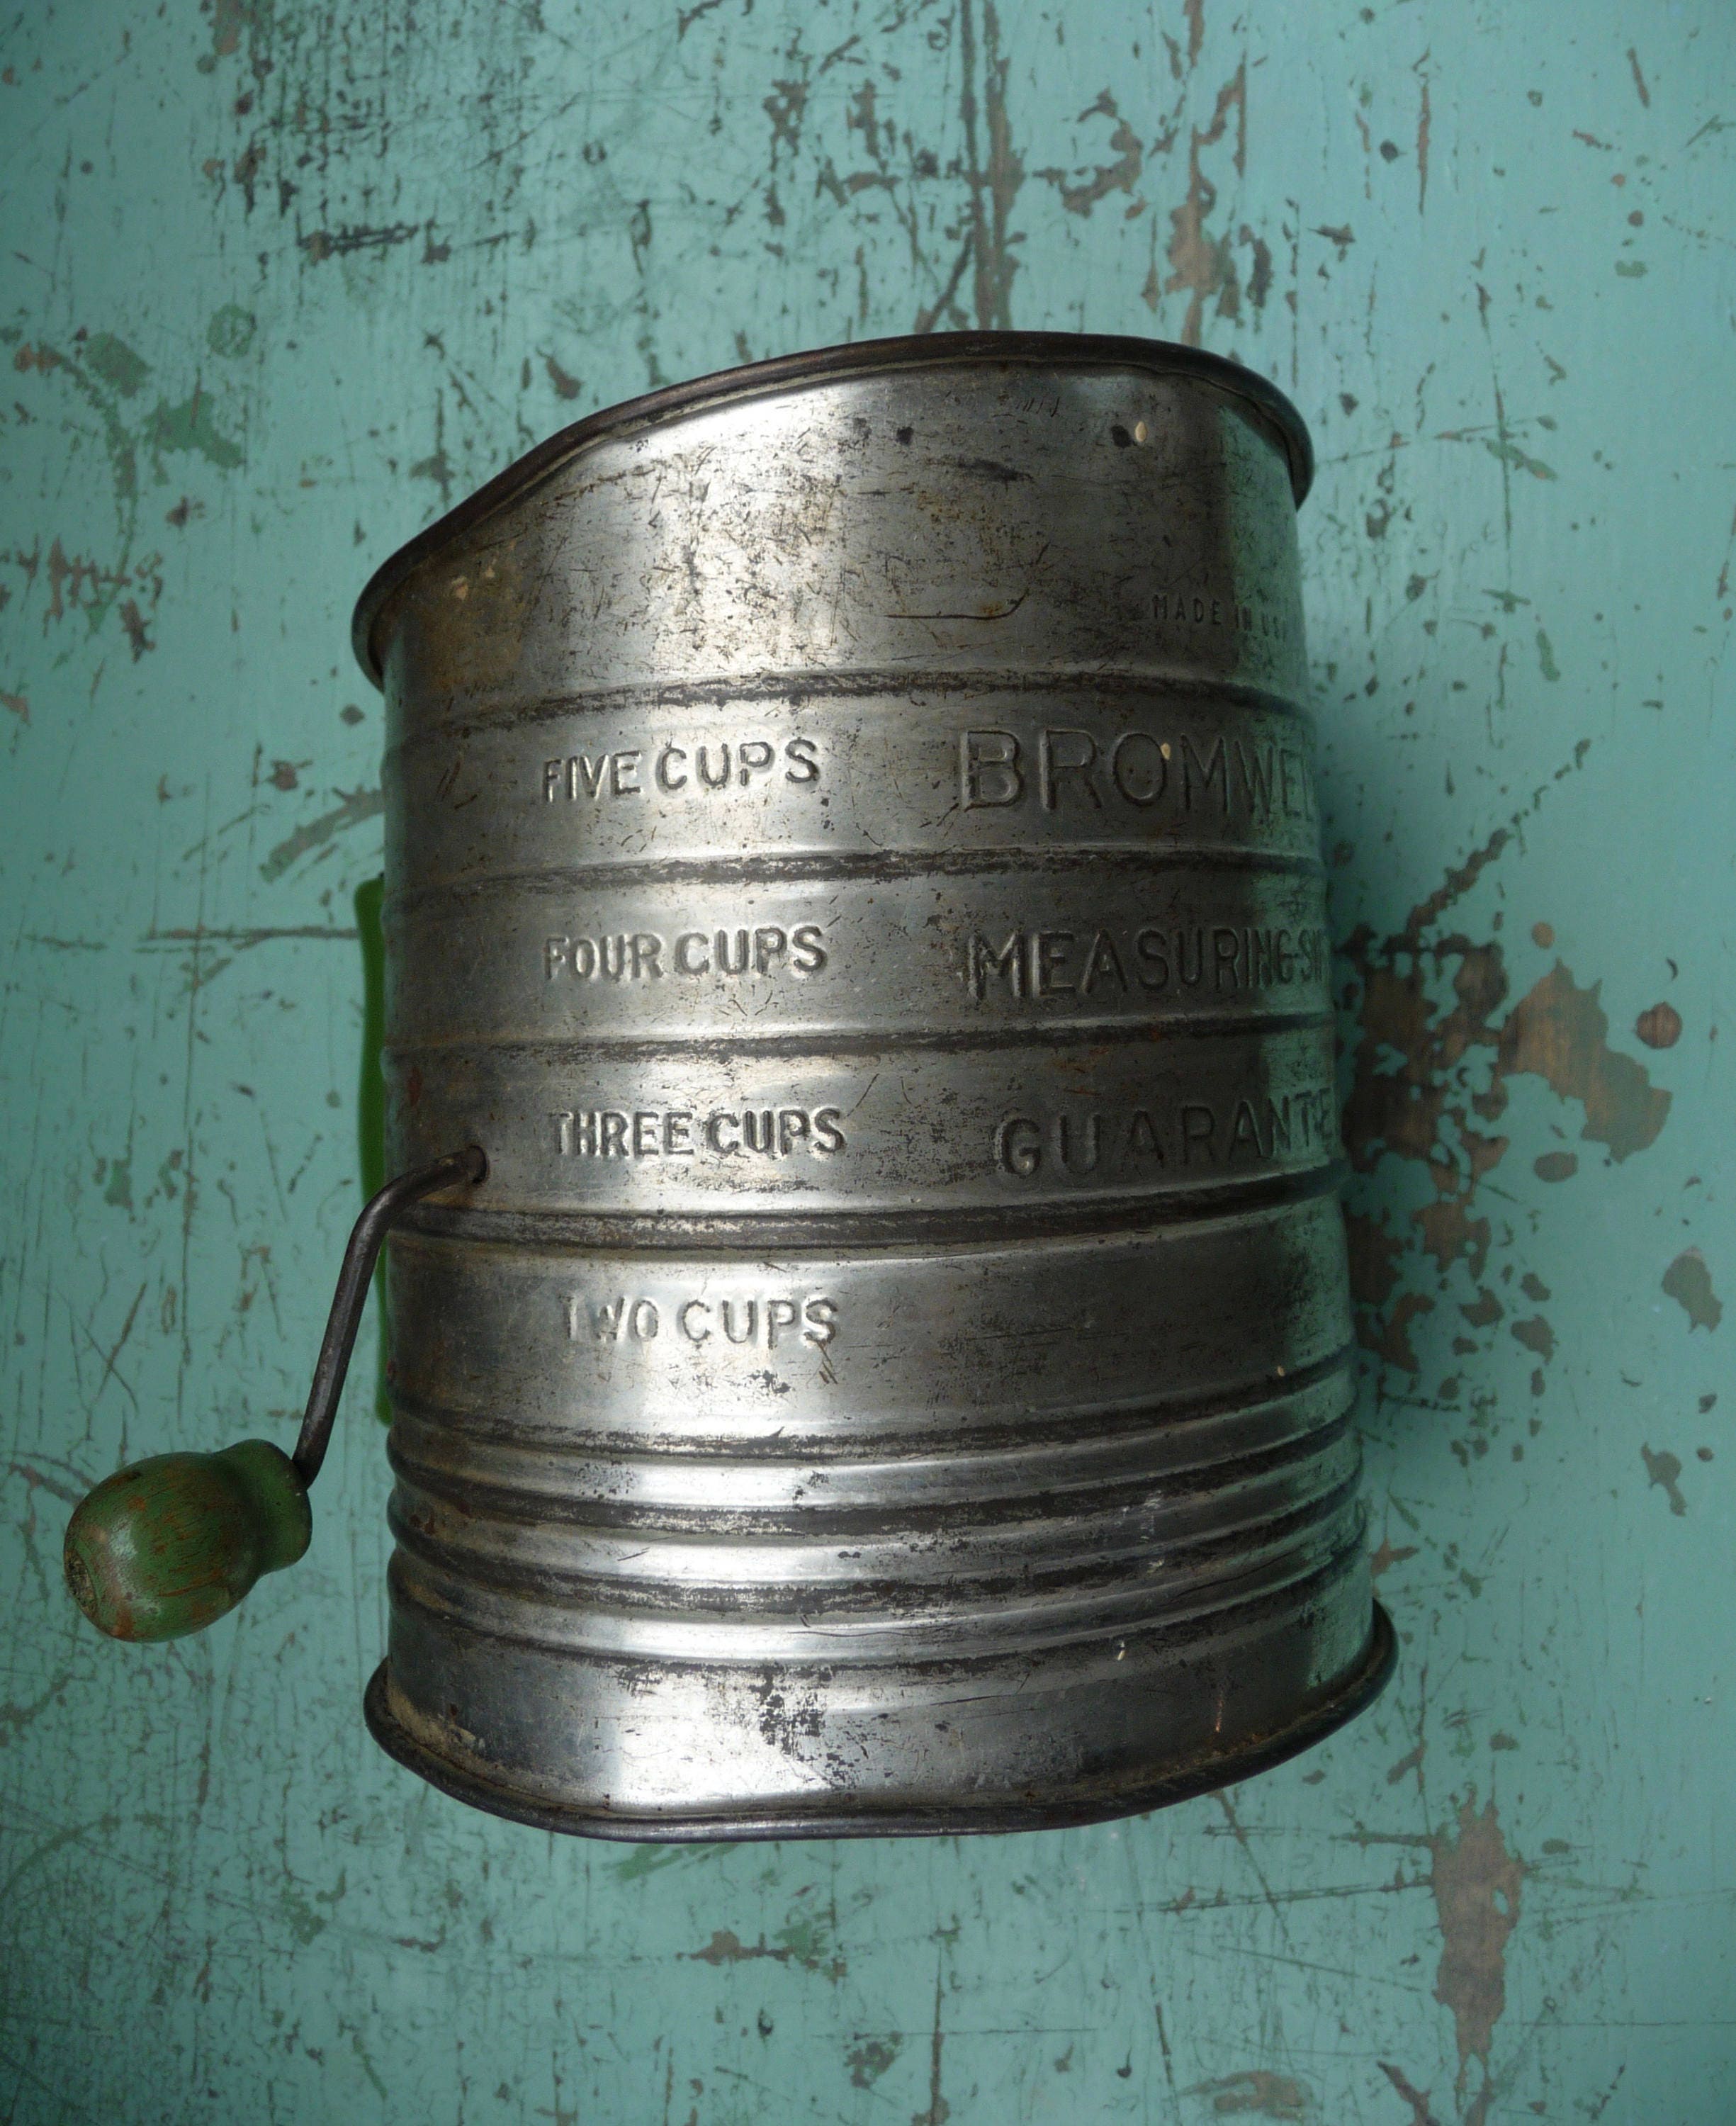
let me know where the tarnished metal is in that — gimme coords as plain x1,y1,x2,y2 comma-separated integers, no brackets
354,330,1393,1839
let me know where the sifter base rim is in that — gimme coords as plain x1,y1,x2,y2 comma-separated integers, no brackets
362,1602,1396,1844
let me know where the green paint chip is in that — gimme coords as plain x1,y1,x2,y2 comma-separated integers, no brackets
143,391,244,471
207,305,257,358
83,332,150,397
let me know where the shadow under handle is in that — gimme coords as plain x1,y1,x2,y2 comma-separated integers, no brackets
62,1145,486,1644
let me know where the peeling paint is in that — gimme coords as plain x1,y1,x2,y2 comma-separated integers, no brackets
1163,67,1248,346
259,787,385,882
1662,1248,1721,1332
1428,1796,1525,2105
142,388,244,473
1497,963,1671,1162
1189,2068,1310,2117
1341,805,1672,1392
845,2034,901,2088
1377,2061,1442,2126
1640,1444,1687,1516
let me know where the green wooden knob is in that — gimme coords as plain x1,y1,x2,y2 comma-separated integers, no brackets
64,1440,312,1643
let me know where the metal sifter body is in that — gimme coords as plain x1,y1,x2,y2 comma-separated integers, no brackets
64,332,1392,1838
356,331,1390,1837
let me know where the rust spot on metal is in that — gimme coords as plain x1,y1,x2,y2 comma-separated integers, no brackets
1635,1000,1682,1049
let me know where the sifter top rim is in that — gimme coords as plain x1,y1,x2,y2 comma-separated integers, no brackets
351,330,1314,688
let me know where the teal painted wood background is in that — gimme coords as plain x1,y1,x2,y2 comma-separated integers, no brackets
3,2,1732,2119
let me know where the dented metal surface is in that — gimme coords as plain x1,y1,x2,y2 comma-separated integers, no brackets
365,340,1389,1833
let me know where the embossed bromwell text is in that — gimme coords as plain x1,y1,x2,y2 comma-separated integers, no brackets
957,726,1314,823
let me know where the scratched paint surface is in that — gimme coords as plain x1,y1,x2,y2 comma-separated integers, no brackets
2,1,1732,2119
